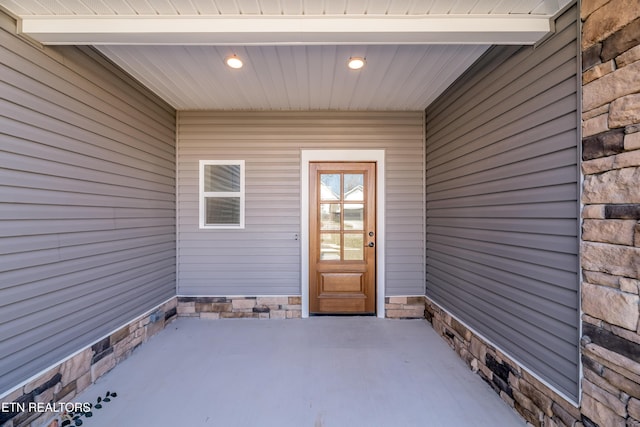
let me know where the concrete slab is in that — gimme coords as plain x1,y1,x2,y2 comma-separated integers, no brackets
72,318,525,426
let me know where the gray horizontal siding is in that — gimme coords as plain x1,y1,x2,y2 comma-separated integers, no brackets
425,5,579,401
0,12,176,395
177,111,424,296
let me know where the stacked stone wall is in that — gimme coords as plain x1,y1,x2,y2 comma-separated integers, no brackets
580,1,640,426
0,298,177,427
178,296,425,319
384,296,426,318
425,298,583,427
177,296,302,319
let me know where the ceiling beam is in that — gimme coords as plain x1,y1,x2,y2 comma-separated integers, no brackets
18,15,552,45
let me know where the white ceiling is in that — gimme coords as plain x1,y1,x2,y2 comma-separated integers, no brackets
96,44,490,110
0,0,571,111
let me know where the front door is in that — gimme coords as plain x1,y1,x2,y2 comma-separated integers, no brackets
309,162,376,314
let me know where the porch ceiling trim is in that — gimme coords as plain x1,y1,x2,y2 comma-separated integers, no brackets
18,15,552,45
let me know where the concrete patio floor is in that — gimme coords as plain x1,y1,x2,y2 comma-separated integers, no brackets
72,317,525,427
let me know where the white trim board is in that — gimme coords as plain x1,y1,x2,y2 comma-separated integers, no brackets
19,16,551,45
301,149,386,318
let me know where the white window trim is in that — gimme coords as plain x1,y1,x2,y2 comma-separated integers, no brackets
199,160,245,229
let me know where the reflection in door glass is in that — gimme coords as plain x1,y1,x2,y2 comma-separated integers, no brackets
344,174,364,201
320,174,340,200
343,204,363,230
320,234,341,260
344,234,364,260
320,204,341,230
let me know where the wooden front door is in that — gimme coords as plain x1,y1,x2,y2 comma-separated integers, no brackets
309,162,376,314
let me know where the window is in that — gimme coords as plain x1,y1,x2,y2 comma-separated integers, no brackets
199,160,245,229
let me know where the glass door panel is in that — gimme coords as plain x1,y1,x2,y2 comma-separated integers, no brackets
317,171,368,262
320,203,341,230
344,174,364,200
320,233,341,260
320,174,340,200
343,203,363,230
344,234,364,260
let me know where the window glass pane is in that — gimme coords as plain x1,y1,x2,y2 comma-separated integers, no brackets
205,164,240,192
205,197,240,225
344,234,364,260
320,204,341,230
320,233,341,260
343,204,363,230
344,174,364,201
320,174,340,200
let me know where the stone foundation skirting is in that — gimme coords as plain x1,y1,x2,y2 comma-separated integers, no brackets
178,296,426,319
425,297,582,427
384,296,426,319
177,296,302,319
0,298,177,427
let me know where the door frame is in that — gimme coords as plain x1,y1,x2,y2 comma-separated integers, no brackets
301,150,385,318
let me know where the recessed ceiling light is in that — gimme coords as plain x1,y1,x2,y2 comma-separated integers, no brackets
348,57,366,70
225,55,243,69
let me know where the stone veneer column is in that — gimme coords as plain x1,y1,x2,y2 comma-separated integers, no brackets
580,1,640,427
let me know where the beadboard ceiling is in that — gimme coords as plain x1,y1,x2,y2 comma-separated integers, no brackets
0,0,572,110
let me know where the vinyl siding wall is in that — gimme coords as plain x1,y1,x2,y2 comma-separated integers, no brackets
177,111,425,297
425,6,580,401
0,13,176,395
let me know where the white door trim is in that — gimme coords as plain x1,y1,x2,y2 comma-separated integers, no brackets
301,150,385,318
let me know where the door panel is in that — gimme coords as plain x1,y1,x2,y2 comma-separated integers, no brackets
321,273,364,293
309,162,376,314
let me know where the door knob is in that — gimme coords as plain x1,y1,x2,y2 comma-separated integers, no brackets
367,242,375,247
